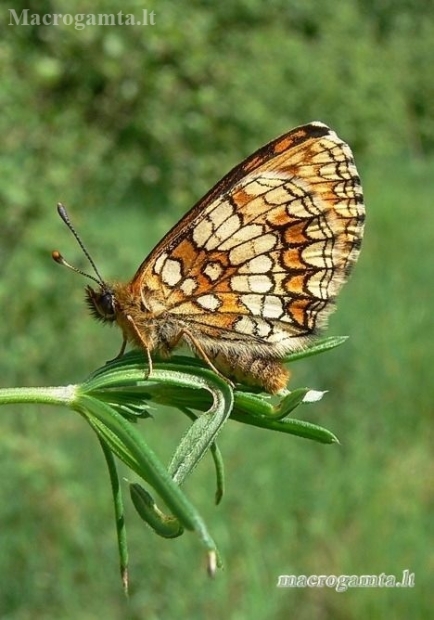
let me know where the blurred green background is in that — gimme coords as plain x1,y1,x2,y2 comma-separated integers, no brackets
0,0,433,618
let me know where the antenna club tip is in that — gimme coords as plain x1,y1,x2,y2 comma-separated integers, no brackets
57,203,69,221
52,250,63,263
207,550,218,578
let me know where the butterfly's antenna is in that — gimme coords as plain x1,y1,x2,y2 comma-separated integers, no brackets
52,250,102,286
53,203,105,286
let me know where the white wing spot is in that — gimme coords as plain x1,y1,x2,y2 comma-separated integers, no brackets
241,294,262,315
229,233,277,266
262,296,284,319
206,214,241,251
192,218,213,249
196,294,221,311
154,252,168,275
239,254,273,274
255,319,273,338
234,316,272,338
180,277,198,296
230,275,249,292
231,274,273,293
249,274,273,293
208,200,234,228
219,223,263,251
264,186,292,206
234,316,257,336
161,258,182,286
204,262,223,282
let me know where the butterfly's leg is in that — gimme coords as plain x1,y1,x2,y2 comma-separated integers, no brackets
125,314,153,378
145,346,153,377
180,328,235,388
106,337,127,363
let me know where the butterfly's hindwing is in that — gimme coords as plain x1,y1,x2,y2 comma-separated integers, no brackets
133,122,364,361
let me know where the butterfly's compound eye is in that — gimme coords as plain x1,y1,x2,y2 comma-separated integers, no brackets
99,291,116,318
86,286,116,322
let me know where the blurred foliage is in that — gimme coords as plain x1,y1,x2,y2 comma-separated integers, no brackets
0,0,433,387
0,0,433,618
1,0,434,234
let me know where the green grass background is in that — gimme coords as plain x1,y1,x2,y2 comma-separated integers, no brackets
0,1,433,618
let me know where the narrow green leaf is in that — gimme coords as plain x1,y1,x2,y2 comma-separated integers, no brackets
230,409,339,444
97,436,129,596
130,483,184,538
283,336,349,363
178,407,225,505
168,375,233,486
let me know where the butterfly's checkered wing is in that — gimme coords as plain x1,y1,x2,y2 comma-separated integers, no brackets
131,122,365,355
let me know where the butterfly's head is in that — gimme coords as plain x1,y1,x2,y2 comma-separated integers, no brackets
85,285,117,323
53,203,117,323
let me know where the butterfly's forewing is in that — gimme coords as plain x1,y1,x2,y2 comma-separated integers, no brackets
132,122,364,357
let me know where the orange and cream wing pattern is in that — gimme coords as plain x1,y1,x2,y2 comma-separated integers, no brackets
133,122,365,353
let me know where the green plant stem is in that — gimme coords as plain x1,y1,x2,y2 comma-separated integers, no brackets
0,385,76,406
97,435,129,597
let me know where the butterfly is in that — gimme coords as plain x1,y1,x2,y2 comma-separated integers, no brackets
53,121,365,393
